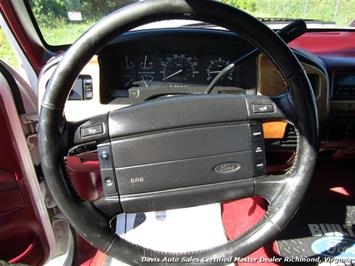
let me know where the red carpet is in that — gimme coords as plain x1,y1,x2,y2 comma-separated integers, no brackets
221,158,355,266
222,197,281,266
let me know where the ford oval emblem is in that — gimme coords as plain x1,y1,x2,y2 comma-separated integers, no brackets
214,162,241,174
311,236,355,259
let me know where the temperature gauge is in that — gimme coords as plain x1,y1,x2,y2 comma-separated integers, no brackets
137,55,156,87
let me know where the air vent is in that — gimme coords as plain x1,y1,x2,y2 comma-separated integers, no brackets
69,75,93,100
266,125,297,148
280,126,297,147
332,72,355,100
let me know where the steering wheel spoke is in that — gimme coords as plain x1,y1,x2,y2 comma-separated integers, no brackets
254,174,288,203
92,195,123,220
65,113,123,215
66,112,110,150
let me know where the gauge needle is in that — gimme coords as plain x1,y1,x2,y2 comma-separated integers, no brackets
163,69,183,81
143,55,147,69
125,56,129,68
142,76,148,88
208,70,221,74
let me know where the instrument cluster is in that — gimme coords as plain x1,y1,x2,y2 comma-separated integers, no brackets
119,53,243,89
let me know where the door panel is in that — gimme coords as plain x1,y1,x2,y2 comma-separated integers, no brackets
0,63,54,265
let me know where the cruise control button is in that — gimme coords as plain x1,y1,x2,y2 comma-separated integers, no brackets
253,143,264,154
104,176,113,186
252,104,274,113
100,150,109,160
254,157,266,176
256,161,264,169
101,169,118,195
81,124,103,137
251,125,264,142
98,146,112,169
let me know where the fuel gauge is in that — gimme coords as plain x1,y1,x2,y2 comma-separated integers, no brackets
122,56,135,71
120,56,136,88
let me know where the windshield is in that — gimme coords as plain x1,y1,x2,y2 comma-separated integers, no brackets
27,0,355,46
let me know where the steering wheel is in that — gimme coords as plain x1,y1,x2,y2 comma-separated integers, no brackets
39,0,318,264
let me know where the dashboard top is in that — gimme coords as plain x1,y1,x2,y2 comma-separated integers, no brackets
289,31,355,57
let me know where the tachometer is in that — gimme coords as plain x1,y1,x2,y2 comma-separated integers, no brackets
206,57,234,82
159,54,200,83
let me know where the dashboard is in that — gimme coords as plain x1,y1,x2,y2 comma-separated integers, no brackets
38,27,355,146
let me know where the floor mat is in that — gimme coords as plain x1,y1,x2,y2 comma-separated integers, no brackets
277,201,355,265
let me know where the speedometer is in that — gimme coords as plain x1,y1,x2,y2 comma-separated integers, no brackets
159,54,200,83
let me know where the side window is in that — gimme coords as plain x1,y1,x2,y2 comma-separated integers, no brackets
0,26,21,71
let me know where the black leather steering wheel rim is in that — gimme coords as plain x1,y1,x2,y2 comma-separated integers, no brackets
39,0,318,264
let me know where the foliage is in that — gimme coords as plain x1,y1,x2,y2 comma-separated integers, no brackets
22,0,355,46
40,21,95,45
0,29,20,70
27,0,135,27
79,0,134,19
27,0,67,27
221,0,257,12
221,0,355,27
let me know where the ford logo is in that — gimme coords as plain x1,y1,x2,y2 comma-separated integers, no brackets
311,236,355,258
214,162,241,174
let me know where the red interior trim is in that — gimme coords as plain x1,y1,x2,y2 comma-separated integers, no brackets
0,95,49,265
0,2,47,74
290,31,355,56
8,242,35,264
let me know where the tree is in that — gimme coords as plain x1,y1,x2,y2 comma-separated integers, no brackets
28,0,136,26
28,0,67,25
